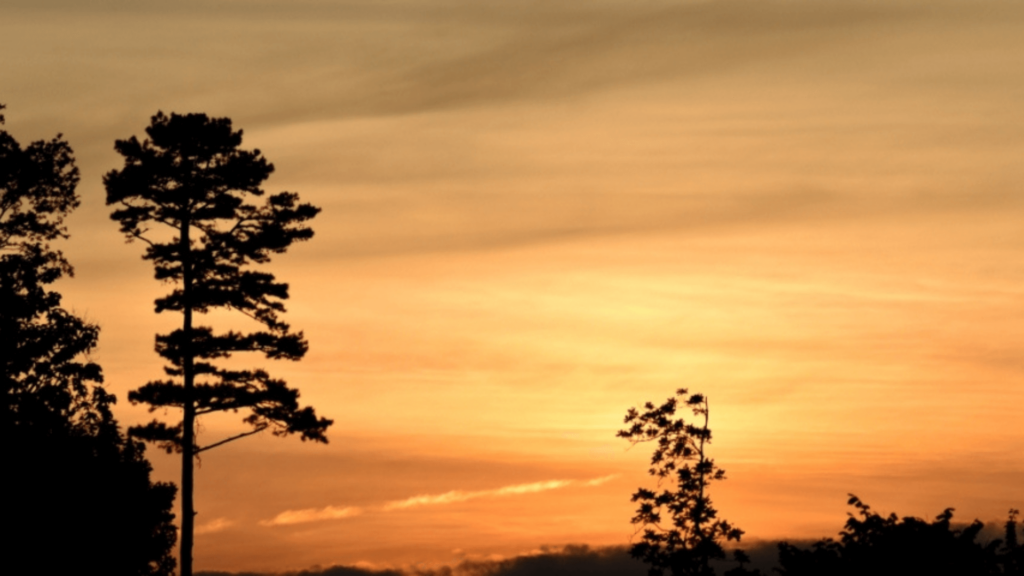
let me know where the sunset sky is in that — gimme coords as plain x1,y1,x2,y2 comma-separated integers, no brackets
2,0,1023,573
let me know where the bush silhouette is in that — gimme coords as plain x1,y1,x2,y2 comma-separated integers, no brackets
777,495,1023,576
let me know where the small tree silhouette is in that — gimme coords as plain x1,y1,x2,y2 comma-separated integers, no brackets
105,111,333,576
2,104,176,575
618,389,754,576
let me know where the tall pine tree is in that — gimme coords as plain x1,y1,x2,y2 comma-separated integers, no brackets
105,111,332,576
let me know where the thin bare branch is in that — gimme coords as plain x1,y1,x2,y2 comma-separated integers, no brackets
195,424,268,454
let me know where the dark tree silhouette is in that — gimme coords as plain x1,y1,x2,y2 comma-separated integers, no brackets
777,495,1023,576
618,389,757,576
1001,509,1023,575
105,111,333,576
1,104,177,575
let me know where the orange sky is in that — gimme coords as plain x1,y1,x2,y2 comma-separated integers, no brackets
2,0,1023,572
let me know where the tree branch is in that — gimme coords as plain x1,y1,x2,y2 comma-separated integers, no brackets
195,406,230,416
194,424,268,454
130,229,156,247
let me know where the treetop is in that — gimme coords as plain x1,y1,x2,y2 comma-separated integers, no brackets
1,107,80,261
104,111,320,250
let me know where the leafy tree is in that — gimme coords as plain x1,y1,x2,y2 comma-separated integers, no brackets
618,389,757,576
105,111,333,576
1,104,177,575
777,495,1023,576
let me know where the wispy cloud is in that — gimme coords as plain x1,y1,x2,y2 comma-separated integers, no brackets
382,474,620,511
581,474,618,487
260,505,363,527
382,479,573,511
262,475,619,527
195,517,235,534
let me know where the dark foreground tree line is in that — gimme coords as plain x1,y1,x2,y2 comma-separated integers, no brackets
190,532,1024,576
2,105,1020,575
2,104,177,573
619,388,1023,576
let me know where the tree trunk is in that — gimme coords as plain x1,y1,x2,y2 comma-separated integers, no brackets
180,216,195,576
696,398,709,575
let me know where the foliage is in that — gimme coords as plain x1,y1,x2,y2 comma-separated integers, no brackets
777,496,1024,576
1002,509,1024,575
105,111,332,575
1,104,177,575
1,104,89,425
618,389,757,576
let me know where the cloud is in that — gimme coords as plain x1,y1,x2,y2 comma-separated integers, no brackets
382,480,571,511
260,506,363,527
195,517,235,534
10,0,1024,264
263,475,619,526
1,0,915,130
383,475,618,511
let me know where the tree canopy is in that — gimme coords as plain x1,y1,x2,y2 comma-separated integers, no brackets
1,103,177,575
105,111,332,576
